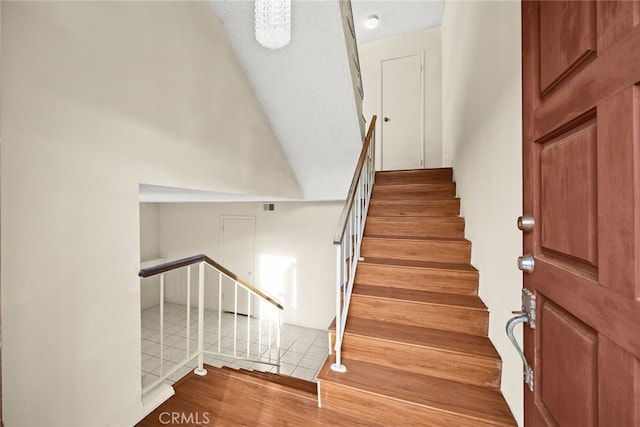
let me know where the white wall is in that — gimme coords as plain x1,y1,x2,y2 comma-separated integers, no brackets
140,204,162,310
359,27,443,168
1,2,299,426
441,1,523,425
157,202,341,330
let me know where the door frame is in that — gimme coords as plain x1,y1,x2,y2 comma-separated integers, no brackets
379,51,425,170
220,215,256,315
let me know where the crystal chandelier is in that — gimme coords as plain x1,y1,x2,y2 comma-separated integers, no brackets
255,0,291,49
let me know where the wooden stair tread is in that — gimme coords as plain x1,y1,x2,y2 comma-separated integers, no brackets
220,366,318,397
318,358,515,426
360,257,477,272
364,234,469,243
364,215,464,221
375,168,453,185
353,284,487,310
370,198,459,203
370,197,460,206
332,317,500,360
372,182,455,191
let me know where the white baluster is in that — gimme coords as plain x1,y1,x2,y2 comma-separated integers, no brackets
247,290,251,358
186,266,191,359
331,244,346,372
276,309,282,374
159,273,165,378
194,262,207,376
233,282,238,358
218,271,222,354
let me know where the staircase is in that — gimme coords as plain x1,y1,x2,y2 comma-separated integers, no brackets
139,168,517,426
316,168,517,426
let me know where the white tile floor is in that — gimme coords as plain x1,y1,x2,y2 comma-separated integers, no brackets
141,303,329,388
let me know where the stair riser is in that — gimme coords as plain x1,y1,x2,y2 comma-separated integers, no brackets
329,333,501,389
371,188,456,200
368,200,460,217
376,169,453,185
372,182,455,194
361,239,471,264
319,381,505,427
349,296,488,337
364,217,465,239
355,264,478,295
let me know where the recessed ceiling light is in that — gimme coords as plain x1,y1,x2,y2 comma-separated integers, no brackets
365,15,379,30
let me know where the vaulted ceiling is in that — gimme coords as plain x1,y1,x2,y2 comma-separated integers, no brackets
140,0,445,202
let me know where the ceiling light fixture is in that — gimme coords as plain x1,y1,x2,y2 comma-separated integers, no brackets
255,0,291,49
365,15,379,30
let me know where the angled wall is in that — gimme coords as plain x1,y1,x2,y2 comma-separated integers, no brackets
1,2,299,425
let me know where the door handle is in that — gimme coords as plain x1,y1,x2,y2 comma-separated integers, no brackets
506,289,536,391
506,315,534,392
384,117,390,122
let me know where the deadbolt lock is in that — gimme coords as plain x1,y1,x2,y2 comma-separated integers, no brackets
517,214,535,232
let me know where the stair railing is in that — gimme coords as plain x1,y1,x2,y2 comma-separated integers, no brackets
139,254,283,393
331,115,377,372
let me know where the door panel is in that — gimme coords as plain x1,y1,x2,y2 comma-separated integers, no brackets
522,1,640,425
381,53,423,170
539,300,597,427
540,120,597,265
222,217,255,316
539,0,596,93
597,87,640,298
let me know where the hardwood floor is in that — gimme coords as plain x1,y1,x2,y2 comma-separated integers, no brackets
137,365,371,427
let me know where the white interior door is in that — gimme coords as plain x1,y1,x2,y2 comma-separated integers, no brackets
381,53,424,171
221,216,255,316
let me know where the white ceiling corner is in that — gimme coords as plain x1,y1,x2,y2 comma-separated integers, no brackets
351,0,445,44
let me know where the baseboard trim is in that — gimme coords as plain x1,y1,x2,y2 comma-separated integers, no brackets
110,383,174,427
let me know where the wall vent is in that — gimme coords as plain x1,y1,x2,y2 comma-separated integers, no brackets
263,203,275,211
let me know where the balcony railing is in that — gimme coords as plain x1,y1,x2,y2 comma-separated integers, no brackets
139,254,283,393
331,115,377,372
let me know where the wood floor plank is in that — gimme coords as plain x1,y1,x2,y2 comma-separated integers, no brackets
364,216,465,238
335,317,500,361
375,168,453,185
361,236,471,263
368,198,460,217
349,287,489,336
371,182,457,200
355,258,479,295
137,366,373,427
318,358,516,426
353,284,486,309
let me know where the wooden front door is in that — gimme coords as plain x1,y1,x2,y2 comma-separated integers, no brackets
522,1,640,425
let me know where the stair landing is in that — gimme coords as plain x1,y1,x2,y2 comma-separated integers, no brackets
136,364,372,427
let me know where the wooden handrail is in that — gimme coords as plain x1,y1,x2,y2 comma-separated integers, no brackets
139,254,283,310
333,115,377,244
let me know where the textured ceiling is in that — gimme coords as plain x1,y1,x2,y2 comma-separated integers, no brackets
140,0,446,203
205,0,363,201
351,0,445,44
